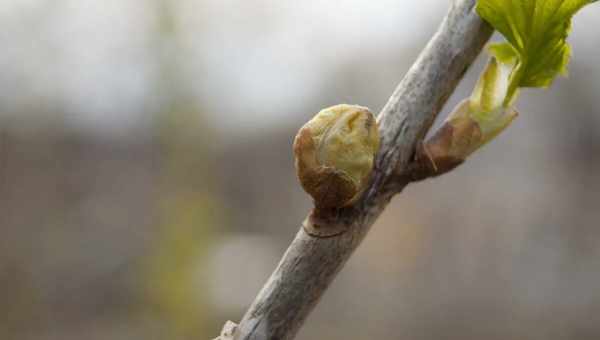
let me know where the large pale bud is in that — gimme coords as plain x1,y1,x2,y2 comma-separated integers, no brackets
293,104,380,209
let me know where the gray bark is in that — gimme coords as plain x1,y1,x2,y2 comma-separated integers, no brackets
229,1,493,339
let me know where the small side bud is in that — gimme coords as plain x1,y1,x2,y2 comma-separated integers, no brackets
293,104,380,209
415,56,518,178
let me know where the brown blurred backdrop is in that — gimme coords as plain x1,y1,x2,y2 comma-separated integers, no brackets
1,1,600,339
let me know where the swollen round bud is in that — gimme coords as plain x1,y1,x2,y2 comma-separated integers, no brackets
293,104,379,208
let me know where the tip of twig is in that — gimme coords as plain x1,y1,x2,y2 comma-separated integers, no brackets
212,321,238,340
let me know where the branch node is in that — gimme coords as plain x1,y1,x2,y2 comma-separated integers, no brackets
303,207,351,237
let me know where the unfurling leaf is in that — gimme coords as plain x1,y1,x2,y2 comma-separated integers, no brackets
477,0,595,99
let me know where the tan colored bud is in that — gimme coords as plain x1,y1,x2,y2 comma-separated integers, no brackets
415,56,519,178
417,98,517,176
293,104,379,208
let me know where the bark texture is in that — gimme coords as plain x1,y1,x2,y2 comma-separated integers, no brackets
227,1,493,339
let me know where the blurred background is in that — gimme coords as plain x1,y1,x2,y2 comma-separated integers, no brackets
1,1,600,339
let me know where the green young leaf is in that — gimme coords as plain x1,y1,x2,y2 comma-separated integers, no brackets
477,0,594,94
469,56,518,142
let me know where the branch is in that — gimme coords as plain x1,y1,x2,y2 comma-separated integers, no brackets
218,1,493,339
